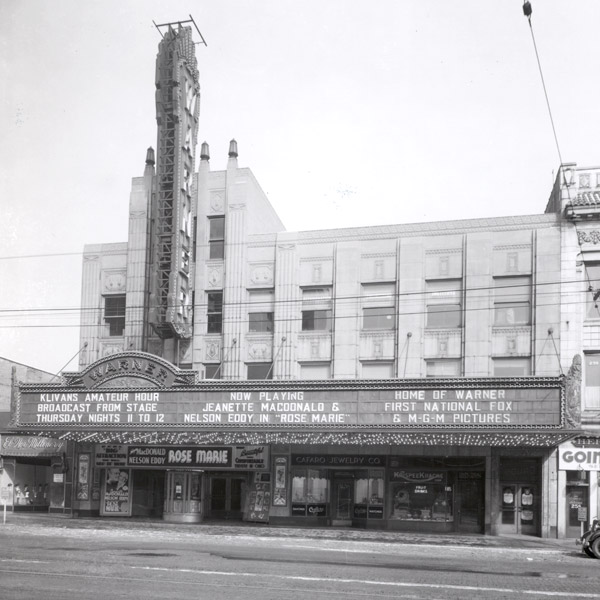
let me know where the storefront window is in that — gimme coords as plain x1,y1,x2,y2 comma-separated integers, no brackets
291,468,328,517
389,471,452,521
353,469,384,519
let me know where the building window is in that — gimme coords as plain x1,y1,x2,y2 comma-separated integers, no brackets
208,216,225,260
207,292,223,334
390,476,452,522
291,468,328,517
361,283,395,330
355,469,384,519
204,364,221,380
426,359,461,378
585,264,600,319
104,295,126,336
249,312,274,333
363,307,395,330
302,310,332,331
247,363,273,380
492,358,531,377
299,362,331,379
361,361,394,378
248,289,274,333
494,276,531,326
584,353,600,409
426,280,461,328
302,287,332,331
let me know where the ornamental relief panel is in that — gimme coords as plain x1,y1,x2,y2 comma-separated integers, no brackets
578,230,600,245
424,250,462,279
491,327,531,356
206,265,223,289
359,332,395,360
102,270,126,293
423,330,461,358
100,342,125,357
299,259,333,285
248,263,274,287
247,342,272,362
361,254,397,282
204,339,222,362
297,334,332,361
209,190,225,213
492,246,532,275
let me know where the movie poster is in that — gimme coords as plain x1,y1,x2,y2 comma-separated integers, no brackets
273,456,287,506
100,467,131,516
76,453,90,501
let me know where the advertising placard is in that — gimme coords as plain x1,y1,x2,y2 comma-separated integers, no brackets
127,446,232,468
94,444,269,470
559,442,600,471
95,445,127,467
244,473,271,523
1,435,66,457
100,468,131,516
273,456,288,507
76,453,90,501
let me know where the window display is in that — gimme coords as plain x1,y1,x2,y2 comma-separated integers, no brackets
353,469,384,519
389,470,452,521
291,468,328,517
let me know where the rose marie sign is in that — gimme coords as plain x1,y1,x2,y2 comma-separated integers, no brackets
10,352,571,435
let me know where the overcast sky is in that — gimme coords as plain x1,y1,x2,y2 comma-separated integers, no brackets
1,0,599,375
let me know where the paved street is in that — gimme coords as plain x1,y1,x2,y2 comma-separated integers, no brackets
0,515,598,600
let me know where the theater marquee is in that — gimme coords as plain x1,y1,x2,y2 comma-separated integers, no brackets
15,386,564,429
11,352,573,440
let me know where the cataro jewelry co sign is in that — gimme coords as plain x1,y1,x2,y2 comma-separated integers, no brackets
15,382,564,430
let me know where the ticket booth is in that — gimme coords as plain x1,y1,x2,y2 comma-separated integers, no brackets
163,470,203,523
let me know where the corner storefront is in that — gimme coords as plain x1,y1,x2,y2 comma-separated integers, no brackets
0,434,70,514
557,437,600,539
10,352,581,536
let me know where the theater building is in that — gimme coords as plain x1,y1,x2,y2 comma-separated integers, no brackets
12,353,579,534
9,21,600,537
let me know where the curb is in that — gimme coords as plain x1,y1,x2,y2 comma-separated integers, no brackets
0,513,579,552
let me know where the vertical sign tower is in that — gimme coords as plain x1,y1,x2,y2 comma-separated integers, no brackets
148,19,204,357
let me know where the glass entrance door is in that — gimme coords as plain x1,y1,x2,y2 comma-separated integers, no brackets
333,479,353,523
566,485,588,539
163,470,202,523
500,484,538,535
456,478,484,533
132,470,164,517
208,474,246,520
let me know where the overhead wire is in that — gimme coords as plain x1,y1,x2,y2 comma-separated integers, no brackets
0,274,591,315
523,0,600,318
0,294,595,331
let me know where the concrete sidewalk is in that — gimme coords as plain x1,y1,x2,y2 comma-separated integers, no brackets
0,512,581,553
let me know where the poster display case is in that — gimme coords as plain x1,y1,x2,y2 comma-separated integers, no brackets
353,470,384,519
100,467,132,516
291,468,328,518
389,471,453,522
